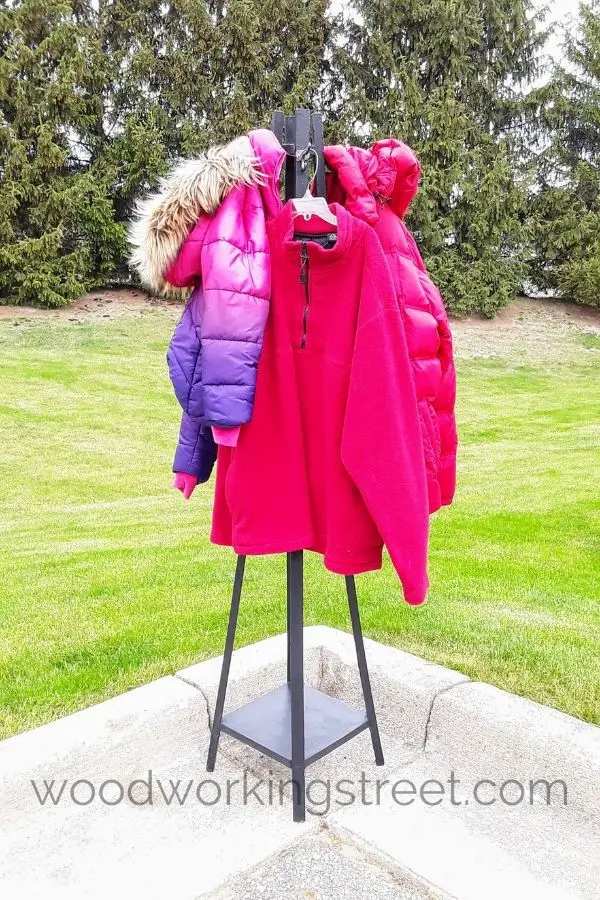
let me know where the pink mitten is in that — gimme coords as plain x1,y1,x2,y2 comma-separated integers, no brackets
173,472,198,500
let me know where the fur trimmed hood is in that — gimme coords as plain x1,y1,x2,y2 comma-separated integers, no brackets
129,131,284,293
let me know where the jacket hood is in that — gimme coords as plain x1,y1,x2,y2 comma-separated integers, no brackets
324,139,421,223
129,129,284,293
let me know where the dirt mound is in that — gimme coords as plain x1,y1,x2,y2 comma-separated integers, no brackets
451,297,600,360
2,291,599,361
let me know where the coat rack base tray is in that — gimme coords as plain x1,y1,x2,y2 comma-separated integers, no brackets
221,683,369,769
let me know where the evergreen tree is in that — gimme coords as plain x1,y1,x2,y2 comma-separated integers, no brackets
0,0,330,306
328,0,544,316
529,1,600,307
0,0,126,305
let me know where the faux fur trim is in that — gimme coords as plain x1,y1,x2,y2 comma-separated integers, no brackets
128,137,263,293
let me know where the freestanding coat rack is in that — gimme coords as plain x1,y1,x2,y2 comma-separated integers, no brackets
206,109,384,822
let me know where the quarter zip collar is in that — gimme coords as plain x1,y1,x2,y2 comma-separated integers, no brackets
267,200,353,262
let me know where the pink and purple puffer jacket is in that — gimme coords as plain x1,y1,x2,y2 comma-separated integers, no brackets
129,130,457,512
130,130,284,480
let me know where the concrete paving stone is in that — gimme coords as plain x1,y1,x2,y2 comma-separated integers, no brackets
330,749,600,900
0,676,209,825
208,829,451,900
425,679,600,816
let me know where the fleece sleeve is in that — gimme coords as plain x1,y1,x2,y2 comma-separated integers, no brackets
341,267,430,606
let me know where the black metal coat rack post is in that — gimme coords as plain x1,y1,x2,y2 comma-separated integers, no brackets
206,109,384,823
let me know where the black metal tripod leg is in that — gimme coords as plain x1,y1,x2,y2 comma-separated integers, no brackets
345,575,384,766
288,550,306,822
206,554,246,772
286,552,291,683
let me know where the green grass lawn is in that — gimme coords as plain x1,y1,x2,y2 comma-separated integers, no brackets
1,305,599,739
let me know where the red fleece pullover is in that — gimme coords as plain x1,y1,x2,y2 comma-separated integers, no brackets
211,202,430,605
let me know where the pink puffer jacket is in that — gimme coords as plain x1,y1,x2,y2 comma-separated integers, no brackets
324,141,458,511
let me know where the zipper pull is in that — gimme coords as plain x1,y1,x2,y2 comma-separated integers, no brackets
299,242,308,284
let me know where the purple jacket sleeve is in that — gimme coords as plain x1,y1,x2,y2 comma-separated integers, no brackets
172,413,217,483
167,291,216,478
